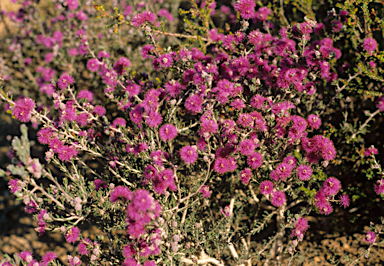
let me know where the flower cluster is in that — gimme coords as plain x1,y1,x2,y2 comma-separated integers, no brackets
2,0,384,265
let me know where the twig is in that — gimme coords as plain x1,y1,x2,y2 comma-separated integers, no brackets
349,108,381,142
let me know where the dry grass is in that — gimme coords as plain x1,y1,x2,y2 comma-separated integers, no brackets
0,0,21,38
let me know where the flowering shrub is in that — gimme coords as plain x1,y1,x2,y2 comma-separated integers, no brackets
1,0,384,265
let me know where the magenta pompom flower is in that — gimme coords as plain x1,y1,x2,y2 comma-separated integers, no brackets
363,37,378,53
200,185,212,198
247,152,263,169
66,0,79,10
110,186,132,203
323,177,341,196
37,128,53,144
376,96,384,112
271,191,286,207
94,179,107,191
18,251,33,263
213,157,230,174
365,146,379,156
159,124,178,141
58,145,78,162
113,57,131,75
185,94,203,114
239,168,252,185
296,165,312,181
58,73,74,89
339,194,350,208
68,255,81,266
78,238,92,255
93,106,106,116
65,226,80,244
374,179,384,195
238,139,256,156
12,97,35,122
291,217,309,240
87,59,100,72
234,0,256,19
78,90,93,102
158,54,173,69
180,146,198,164
8,179,21,194
41,251,57,266
260,181,274,195
146,111,163,128
131,11,156,28
254,6,271,21
365,231,377,244
307,114,321,129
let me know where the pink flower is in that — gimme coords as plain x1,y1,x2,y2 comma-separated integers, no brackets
131,11,156,28
374,179,384,195
239,168,252,185
159,124,178,141
12,97,35,122
213,157,230,174
363,37,377,53
365,231,377,244
8,179,21,194
68,255,81,266
365,146,378,156
323,177,341,196
58,145,78,162
200,185,212,198
260,181,274,195
123,258,140,266
98,50,110,59
234,0,255,19
185,94,203,114
238,139,256,156
94,179,107,191
78,238,92,255
41,251,57,266
158,54,173,69
110,186,132,203
113,57,131,75
296,165,312,181
254,6,270,21
131,189,154,212
247,152,263,169
113,117,126,128
77,90,93,102
291,217,309,239
76,113,89,126
18,251,33,263
87,59,100,72
126,83,141,96
153,169,177,194
180,146,198,164
49,138,64,153
58,73,74,89
250,94,265,109
141,45,154,59
339,194,350,208
93,106,106,116
146,111,163,128
165,80,181,97
307,114,321,129
221,205,231,217
271,191,286,207
65,227,80,244
66,0,79,10
376,97,384,111
37,128,53,144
